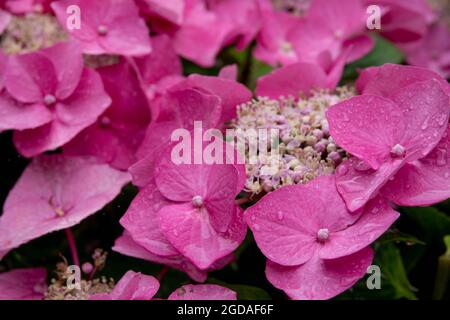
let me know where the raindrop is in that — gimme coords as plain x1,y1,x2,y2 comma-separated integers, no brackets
277,211,284,220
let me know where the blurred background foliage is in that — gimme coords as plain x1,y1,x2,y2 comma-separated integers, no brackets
1,35,449,300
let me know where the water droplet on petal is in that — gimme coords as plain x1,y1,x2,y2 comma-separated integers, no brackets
277,211,284,220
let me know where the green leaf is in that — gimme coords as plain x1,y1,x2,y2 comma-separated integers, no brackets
444,235,450,256
375,243,417,300
377,230,425,246
247,58,273,90
342,35,404,82
403,207,450,240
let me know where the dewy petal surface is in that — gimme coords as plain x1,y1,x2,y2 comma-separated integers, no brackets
335,157,404,212
120,180,179,257
0,155,130,257
320,196,399,259
382,126,450,206
266,247,373,300
327,94,405,169
388,79,450,162
245,175,361,266
159,204,246,270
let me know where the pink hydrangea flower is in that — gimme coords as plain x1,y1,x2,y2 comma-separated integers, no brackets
131,88,224,187
132,83,250,187
327,64,450,212
401,23,450,79
245,175,399,300
64,59,151,170
256,0,373,68
0,41,111,157
168,284,237,300
167,0,263,67
364,0,435,44
293,0,373,65
0,154,130,259
123,146,247,270
0,268,47,300
90,270,159,300
254,9,302,66
51,0,151,56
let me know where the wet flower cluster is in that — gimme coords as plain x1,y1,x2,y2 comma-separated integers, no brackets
232,87,355,194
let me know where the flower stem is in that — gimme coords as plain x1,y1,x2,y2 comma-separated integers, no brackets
157,266,170,281
236,197,250,206
64,228,80,267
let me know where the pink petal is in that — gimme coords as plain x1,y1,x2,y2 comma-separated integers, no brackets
120,181,179,257
40,41,84,100
132,34,182,87
169,284,237,300
91,271,159,300
52,0,151,56
64,60,150,169
172,2,231,67
320,197,399,259
403,23,450,79
4,51,57,104
0,268,47,300
0,155,130,256
159,204,246,270
154,160,239,232
266,247,373,300
132,122,178,187
343,35,375,63
0,91,52,131
113,232,207,283
327,94,406,169
99,16,151,56
357,64,450,97
218,64,238,80
14,68,111,157
0,9,11,34
335,157,404,212
389,79,450,162
307,0,366,38
172,74,252,123
254,10,302,66
245,175,360,266
55,68,111,126
382,126,450,206
137,0,185,25
255,62,328,99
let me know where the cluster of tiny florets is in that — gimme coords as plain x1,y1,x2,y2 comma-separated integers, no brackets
45,249,112,300
231,87,355,194
272,0,311,15
0,13,67,54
